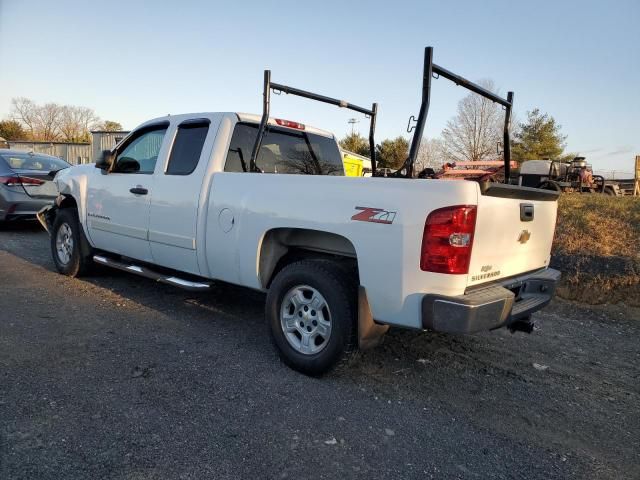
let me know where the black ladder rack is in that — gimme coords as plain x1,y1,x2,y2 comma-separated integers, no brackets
250,70,379,175
398,46,514,182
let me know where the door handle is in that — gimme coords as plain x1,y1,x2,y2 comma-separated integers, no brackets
129,187,148,195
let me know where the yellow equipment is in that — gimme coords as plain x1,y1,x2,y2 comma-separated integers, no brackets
341,150,372,177
343,153,363,177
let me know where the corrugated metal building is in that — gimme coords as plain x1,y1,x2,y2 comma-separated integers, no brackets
7,130,130,165
7,141,92,164
91,130,129,162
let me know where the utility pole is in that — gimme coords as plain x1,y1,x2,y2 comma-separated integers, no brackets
347,118,359,136
634,155,640,196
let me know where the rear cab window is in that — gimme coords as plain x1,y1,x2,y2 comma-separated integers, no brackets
224,123,344,175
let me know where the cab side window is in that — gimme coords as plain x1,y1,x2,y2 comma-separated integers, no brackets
113,125,168,174
166,120,210,175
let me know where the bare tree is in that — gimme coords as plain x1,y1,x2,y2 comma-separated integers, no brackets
59,106,100,142
36,103,65,141
11,98,63,141
415,137,445,171
11,97,38,139
441,79,503,163
10,97,103,142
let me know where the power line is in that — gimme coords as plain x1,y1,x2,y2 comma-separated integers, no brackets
347,118,359,136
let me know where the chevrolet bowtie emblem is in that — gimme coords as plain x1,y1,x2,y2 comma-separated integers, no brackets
518,230,531,244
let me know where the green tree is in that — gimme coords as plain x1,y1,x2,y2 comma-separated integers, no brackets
512,109,568,162
0,120,27,140
100,120,124,131
376,136,409,169
339,132,370,157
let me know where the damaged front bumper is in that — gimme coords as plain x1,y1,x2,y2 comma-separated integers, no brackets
36,204,57,234
421,268,561,333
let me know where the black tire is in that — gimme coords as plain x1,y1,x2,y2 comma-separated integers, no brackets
266,259,357,376
537,180,562,192
51,208,93,277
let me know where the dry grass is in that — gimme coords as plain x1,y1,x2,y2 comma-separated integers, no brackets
554,195,640,257
551,195,640,306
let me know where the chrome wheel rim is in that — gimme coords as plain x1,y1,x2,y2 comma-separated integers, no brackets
55,222,74,265
280,285,332,355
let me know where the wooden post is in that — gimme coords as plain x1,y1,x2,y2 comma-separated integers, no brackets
634,155,640,196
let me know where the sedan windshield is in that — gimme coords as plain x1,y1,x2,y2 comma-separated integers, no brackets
0,152,71,172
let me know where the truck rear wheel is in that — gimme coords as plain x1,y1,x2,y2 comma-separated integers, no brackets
51,208,93,277
266,259,357,376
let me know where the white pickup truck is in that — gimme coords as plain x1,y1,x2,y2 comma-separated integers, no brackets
39,48,560,375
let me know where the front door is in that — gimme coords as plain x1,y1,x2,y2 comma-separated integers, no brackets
86,123,169,263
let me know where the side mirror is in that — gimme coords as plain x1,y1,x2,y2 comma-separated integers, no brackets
96,150,114,170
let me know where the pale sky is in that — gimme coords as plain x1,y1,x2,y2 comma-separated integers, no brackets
0,0,638,175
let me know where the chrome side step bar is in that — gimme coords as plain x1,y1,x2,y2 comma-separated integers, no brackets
93,255,211,291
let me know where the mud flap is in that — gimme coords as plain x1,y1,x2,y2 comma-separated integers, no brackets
358,286,389,350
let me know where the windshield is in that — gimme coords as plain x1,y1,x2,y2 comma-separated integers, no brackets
0,152,71,172
225,123,344,175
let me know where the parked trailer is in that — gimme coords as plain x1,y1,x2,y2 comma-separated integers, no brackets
518,158,631,196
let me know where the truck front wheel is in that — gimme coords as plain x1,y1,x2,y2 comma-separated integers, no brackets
266,260,357,376
51,208,93,277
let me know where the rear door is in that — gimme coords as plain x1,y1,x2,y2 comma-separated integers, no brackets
467,185,559,287
148,116,219,275
85,123,169,263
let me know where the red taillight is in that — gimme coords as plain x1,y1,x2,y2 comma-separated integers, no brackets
0,175,45,187
275,118,305,130
420,205,477,274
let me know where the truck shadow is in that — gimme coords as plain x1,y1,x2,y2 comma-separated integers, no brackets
0,219,43,231
79,264,526,381
0,225,581,386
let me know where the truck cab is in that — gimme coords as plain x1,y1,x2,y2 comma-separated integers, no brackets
79,113,344,275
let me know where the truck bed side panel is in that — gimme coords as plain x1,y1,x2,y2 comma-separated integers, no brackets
204,174,478,329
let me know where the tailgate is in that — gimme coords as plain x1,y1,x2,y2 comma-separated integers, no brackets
467,184,559,287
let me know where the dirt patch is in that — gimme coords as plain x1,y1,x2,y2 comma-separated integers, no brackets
553,195,640,306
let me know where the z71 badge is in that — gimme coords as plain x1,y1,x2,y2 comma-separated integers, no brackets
351,207,397,224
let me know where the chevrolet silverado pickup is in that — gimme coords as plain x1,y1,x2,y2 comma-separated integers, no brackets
39,48,560,375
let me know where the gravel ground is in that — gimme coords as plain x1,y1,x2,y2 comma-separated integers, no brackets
1,222,639,479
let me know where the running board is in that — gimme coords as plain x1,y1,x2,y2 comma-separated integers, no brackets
93,255,211,291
